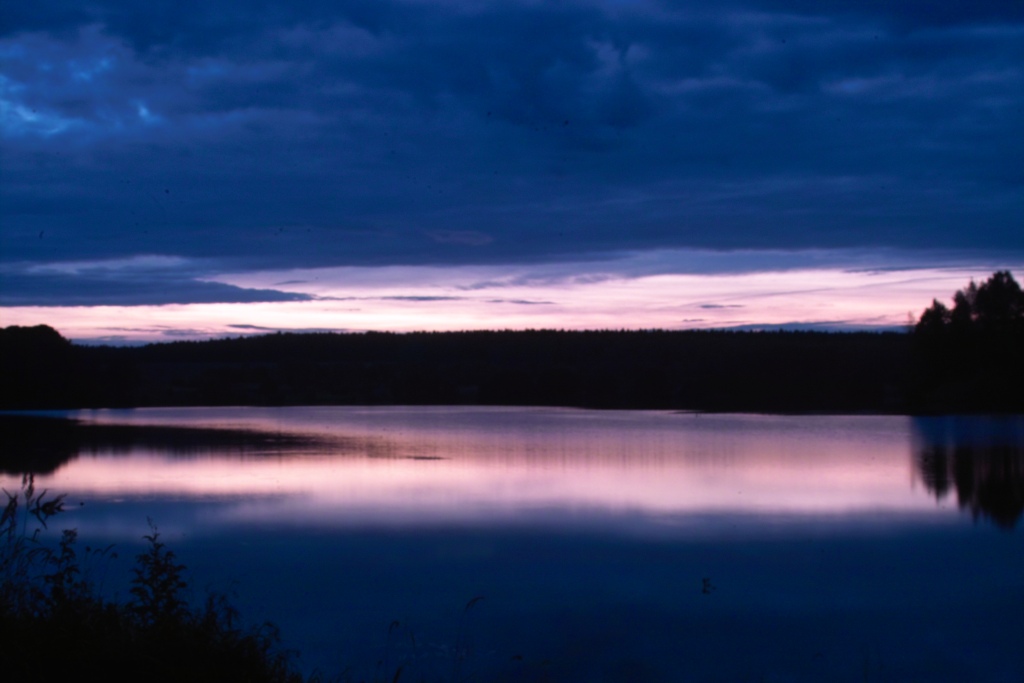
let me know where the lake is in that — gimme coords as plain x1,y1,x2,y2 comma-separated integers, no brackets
3,407,1023,682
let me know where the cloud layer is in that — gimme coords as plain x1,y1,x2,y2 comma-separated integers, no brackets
2,0,1022,307
0,256,313,305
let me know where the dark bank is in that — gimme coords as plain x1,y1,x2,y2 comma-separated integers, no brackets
0,325,916,412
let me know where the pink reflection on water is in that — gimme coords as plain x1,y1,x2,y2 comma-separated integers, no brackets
0,408,955,531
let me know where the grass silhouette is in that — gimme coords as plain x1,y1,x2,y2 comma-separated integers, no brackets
1,475,307,683
1,476,519,683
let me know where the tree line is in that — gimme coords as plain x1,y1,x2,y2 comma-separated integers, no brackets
0,326,910,413
1,270,1020,413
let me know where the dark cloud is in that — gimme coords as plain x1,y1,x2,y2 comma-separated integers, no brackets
2,0,1022,305
313,295,465,302
0,269,313,306
227,324,349,333
723,320,906,332
488,299,556,306
427,231,494,246
160,328,219,337
734,1,1024,31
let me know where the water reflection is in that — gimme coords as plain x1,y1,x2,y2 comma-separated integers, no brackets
913,416,1024,529
3,408,1023,682
3,408,1015,531
0,414,335,474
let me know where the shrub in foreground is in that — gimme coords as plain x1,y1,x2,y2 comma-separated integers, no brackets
0,476,306,683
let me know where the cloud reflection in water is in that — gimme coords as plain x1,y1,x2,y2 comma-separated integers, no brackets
8,408,1015,536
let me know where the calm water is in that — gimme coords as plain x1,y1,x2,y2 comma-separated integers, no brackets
3,407,1023,682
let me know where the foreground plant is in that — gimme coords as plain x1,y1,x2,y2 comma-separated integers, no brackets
3,476,509,683
0,475,307,683
1,474,68,613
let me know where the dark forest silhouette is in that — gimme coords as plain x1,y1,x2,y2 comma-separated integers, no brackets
1,326,910,412
910,271,1024,413
1,270,1021,413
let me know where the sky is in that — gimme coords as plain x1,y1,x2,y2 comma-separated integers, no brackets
1,0,1022,343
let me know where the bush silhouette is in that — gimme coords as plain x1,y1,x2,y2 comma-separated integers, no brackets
1,476,307,682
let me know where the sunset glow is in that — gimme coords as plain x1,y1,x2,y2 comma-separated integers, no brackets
3,256,1020,343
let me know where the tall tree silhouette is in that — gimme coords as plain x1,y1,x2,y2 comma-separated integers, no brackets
974,271,1024,332
916,271,1024,335
912,271,1024,413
